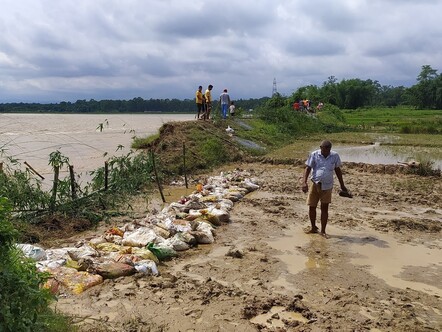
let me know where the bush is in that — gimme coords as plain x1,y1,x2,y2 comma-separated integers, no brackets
0,197,72,332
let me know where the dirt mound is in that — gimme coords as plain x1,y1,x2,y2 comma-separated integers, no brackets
145,121,247,175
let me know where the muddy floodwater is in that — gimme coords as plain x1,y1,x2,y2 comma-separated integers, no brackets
332,143,442,170
0,113,194,181
268,224,442,298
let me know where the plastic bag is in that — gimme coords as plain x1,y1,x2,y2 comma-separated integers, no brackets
134,260,159,276
163,234,190,251
122,228,158,247
67,245,99,261
16,244,47,261
147,242,177,260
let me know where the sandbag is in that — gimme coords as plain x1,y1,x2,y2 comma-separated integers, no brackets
89,236,107,246
147,242,177,261
190,230,214,244
94,242,125,252
106,226,124,237
16,244,47,261
130,247,159,264
122,228,158,247
67,245,99,261
191,221,215,244
48,267,103,294
134,260,159,276
205,207,230,225
240,179,260,192
94,262,136,279
163,234,190,251
37,259,66,270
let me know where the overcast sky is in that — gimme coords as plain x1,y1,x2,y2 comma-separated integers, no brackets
1,0,441,103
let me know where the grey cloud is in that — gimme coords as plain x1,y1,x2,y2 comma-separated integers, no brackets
0,0,441,102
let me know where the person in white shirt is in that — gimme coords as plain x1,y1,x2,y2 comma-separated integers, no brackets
219,89,231,119
229,101,236,117
302,140,348,238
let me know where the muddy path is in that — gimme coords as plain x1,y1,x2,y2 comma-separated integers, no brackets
53,162,442,331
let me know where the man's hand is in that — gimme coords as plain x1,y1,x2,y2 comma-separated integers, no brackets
302,183,308,193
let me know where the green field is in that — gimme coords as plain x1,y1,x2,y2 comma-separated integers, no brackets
264,107,442,163
341,106,442,134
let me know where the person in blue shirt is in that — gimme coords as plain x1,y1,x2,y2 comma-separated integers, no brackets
302,140,348,238
219,89,231,119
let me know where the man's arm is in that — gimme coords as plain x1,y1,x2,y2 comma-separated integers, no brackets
334,167,347,192
302,166,311,193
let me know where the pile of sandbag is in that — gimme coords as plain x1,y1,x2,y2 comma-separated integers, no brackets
17,169,260,295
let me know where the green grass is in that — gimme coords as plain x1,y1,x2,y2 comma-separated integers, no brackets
131,133,160,149
342,106,442,133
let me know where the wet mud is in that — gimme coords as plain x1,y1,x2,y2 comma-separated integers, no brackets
53,162,441,331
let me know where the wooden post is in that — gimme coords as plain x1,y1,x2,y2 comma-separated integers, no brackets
0,162,3,174
183,142,188,189
69,165,77,200
150,150,165,203
24,161,45,180
50,166,59,211
104,161,109,191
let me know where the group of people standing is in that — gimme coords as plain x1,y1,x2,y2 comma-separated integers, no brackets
195,85,235,120
293,100,324,113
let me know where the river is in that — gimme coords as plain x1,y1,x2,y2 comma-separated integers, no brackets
0,113,195,182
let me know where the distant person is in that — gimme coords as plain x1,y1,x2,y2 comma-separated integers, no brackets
195,86,204,119
299,100,304,112
204,84,213,120
303,99,309,111
229,101,236,117
293,101,300,111
301,140,348,238
219,89,231,119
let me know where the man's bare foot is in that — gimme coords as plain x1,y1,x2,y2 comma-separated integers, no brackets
305,226,319,234
320,232,329,239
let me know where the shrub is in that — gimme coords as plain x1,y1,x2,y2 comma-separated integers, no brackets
0,197,72,332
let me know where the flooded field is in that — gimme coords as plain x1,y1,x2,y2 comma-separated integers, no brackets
331,143,442,169
269,132,442,170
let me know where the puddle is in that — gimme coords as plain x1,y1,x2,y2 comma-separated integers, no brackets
161,186,195,203
268,225,442,297
250,305,308,328
349,230,442,297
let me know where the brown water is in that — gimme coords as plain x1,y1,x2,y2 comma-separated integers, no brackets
267,225,442,297
332,143,442,170
0,113,194,181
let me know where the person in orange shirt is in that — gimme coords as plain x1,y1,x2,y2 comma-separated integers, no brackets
195,86,204,119
204,85,213,120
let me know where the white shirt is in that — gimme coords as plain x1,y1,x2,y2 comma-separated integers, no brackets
305,149,342,190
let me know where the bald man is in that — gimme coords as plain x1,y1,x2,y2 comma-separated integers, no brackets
302,140,348,238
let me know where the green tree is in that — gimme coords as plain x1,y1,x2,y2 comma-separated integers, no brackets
409,65,442,109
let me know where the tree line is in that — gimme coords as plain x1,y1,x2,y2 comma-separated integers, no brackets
290,65,441,109
0,65,440,112
0,96,268,114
